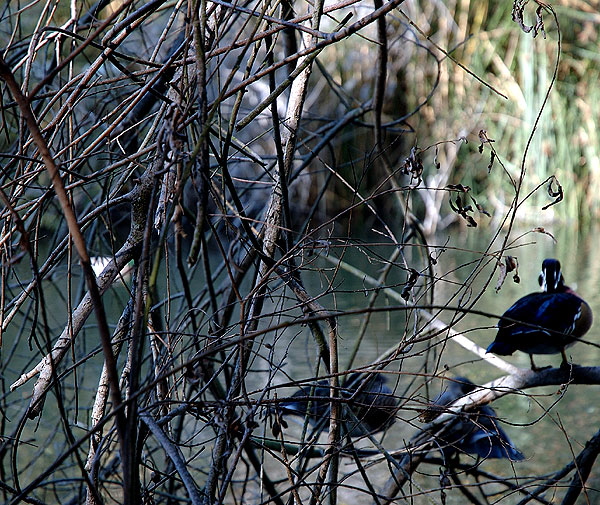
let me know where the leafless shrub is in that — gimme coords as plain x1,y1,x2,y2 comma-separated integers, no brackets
0,1,598,505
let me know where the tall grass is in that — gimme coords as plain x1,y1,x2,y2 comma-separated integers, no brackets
352,0,600,232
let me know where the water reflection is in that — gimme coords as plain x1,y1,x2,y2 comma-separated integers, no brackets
4,223,600,503
281,225,600,503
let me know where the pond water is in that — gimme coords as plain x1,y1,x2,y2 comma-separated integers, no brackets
3,222,600,504
267,223,600,504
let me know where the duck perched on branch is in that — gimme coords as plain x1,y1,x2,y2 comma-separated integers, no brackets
487,258,593,370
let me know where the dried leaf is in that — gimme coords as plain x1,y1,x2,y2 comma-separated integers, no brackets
446,183,471,192
465,216,477,227
401,268,420,300
496,264,507,292
488,150,496,173
449,192,479,227
439,468,451,489
478,129,495,153
532,226,557,243
471,196,491,217
272,421,281,438
496,256,519,292
400,146,424,185
542,177,564,210
440,467,450,505
535,5,547,38
449,198,459,213
512,0,546,38
505,255,518,273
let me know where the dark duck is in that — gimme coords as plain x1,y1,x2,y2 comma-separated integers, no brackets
487,258,593,370
421,376,524,462
277,372,397,437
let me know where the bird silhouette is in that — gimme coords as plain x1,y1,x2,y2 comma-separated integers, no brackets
277,372,397,437
487,258,593,370
420,376,524,462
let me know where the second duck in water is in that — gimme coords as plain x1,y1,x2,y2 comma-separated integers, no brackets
487,258,593,370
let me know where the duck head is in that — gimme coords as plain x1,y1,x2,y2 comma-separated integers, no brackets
538,258,565,293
